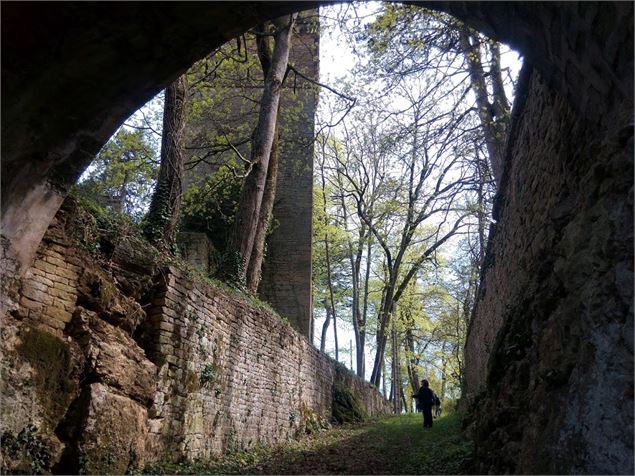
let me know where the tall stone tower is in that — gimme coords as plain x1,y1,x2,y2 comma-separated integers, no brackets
183,11,319,339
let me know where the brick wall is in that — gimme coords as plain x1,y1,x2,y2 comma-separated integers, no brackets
1,200,390,473
143,265,387,461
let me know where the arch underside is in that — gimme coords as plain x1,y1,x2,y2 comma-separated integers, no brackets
1,2,633,474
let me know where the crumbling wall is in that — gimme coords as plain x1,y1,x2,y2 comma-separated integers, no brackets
1,199,390,474
464,66,633,474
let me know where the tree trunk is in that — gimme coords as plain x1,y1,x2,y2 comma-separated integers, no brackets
223,15,296,284
391,323,401,413
441,341,447,400
339,187,366,377
381,357,387,396
459,29,510,187
246,118,280,292
318,154,340,361
246,25,284,293
320,299,332,353
400,387,408,413
405,327,420,395
331,278,340,361
359,229,372,378
144,74,188,250
371,283,396,387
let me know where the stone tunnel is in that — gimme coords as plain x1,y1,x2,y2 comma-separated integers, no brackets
1,2,633,474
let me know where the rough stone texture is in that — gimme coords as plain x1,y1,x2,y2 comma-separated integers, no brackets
0,323,83,473
2,2,633,473
16,216,82,336
68,308,157,406
178,232,215,274
60,383,151,475
141,265,390,462
464,66,633,474
1,201,390,472
0,200,159,473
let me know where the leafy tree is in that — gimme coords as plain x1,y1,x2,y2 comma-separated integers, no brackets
312,4,515,398
362,3,511,186
76,128,157,218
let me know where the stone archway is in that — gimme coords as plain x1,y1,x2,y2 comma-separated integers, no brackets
2,2,631,279
2,2,633,473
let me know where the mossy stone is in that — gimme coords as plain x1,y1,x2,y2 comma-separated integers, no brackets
17,326,79,424
331,383,368,424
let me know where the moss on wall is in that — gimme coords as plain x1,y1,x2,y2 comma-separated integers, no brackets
17,326,79,424
331,382,368,424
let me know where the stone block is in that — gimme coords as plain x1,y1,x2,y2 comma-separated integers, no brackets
44,255,67,268
48,286,73,301
54,266,79,281
68,308,157,405
46,305,73,323
38,314,67,331
33,260,57,275
52,280,74,292
21,285,53,305
74,383,149,475
19,295,44,312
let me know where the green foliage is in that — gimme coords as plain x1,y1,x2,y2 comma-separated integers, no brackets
181,166,242,256
76,128,158,218
1,424,53,474
140,413,471,475
218,249,247,290
200,364,219,386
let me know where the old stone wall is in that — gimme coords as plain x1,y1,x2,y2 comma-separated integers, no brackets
1,200,390,474
141,265,387,462
464,65,633,474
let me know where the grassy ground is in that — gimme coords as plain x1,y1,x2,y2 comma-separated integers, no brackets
143,412,473,475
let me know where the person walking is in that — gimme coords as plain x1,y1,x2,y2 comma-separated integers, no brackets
413,379,436,428
434,393,441,418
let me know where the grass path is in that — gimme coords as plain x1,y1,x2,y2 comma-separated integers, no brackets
147,413,473,474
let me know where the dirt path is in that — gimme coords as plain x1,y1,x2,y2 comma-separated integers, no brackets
147,413,473,475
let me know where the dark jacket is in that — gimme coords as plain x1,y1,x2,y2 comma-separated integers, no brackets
415,386,435,409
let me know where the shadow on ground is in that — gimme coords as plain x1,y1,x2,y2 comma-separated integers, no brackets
146,413,473,475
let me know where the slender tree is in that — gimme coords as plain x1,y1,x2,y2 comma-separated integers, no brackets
246,26,284,292
144,74,188,250
223,14,297,286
